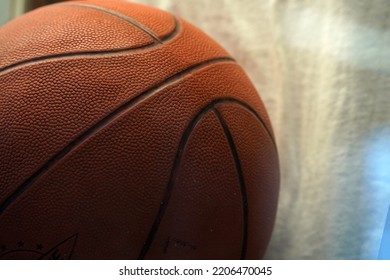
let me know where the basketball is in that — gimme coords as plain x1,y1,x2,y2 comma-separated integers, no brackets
0,0,279,259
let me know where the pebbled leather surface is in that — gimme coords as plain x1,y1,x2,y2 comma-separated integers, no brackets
0,1,176,70
0,0,278,259
144,110,244,260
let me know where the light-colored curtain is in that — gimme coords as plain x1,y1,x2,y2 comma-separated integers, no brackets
129,0,390,259
0,0,26,26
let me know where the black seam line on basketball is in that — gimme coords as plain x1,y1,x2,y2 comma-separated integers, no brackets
58,3,162,43
158,17,180,42
0,18,180,74
0,57,235,217
213,108,248,260
137,98,275,259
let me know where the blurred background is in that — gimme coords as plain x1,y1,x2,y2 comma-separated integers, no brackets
0,0,62,25
1,0,390,259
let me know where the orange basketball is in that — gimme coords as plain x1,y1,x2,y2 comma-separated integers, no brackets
0,0,279,259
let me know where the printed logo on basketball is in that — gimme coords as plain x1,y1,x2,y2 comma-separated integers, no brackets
0,234,78,260
163,236,197,254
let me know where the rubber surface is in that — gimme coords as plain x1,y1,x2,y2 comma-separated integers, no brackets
0,0,279,259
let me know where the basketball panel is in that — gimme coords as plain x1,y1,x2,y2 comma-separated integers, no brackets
144,110,243,260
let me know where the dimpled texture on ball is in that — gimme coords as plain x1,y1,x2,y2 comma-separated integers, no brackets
0,0,279,260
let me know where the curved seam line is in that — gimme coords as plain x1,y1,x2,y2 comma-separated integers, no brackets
0,57,235,217
137,99,275,259
213,108,248,260
215,99,277,149
58,3,163,43
0,17,180,74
